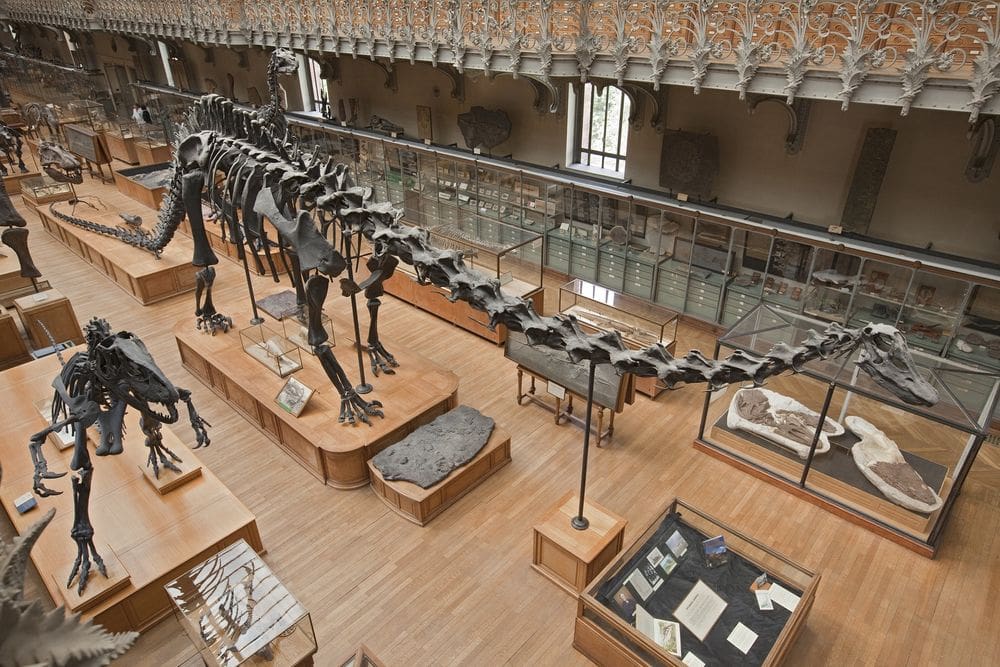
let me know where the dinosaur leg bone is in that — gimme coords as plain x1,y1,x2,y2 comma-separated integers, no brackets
179,388,212,448
365,296,397,376
67,465,108,594
195,266,233,334
28,418,76,496
140,415,182,479
315,343,384,426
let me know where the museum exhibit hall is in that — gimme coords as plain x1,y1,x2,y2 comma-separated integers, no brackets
0,2,999,665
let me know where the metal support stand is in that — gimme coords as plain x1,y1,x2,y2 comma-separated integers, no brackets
343,231,372,394
572,360,598,531
800,382,836,487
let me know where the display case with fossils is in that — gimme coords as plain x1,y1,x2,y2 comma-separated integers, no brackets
240,323,303,378
165,539,316,667
697,303,999,556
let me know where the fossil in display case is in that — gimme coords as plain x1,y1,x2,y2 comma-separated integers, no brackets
727,387,844,459
847,416,943,513
240,323,303,377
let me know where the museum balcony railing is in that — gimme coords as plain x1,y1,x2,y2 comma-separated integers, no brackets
1,1,999,121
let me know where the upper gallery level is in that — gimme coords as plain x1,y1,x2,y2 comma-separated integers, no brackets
1,1,998,121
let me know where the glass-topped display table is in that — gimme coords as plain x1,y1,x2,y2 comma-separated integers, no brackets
383,218,544,344
19,174,74,206
165,539,317,667
577,498,818,666
559,278,679,398
696,304,1000,556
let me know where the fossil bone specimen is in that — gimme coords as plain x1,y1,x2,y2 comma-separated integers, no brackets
727,387,843,459
847,416,943,513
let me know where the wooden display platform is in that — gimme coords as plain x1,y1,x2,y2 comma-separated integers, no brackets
384,268,544,345
3,170,42,195
532,492,627,595
54,545,131,613
179,216,287,277
37,203,197,305
0,353,262,633
174,320,460,489
14,287,84,348
369,424,512,525
0,305,31,369
113,162,169,210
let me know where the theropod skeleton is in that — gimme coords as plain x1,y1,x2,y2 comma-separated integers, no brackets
0,120,27,176
29,49,942,428
29,318,211,594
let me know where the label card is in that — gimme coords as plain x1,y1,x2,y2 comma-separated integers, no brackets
673,580,726,641
726,622,758,654
769,583,801,612
33,293,48,302
546,382,566,400
627,569,654,601
755,589,774,611
682,652,706,667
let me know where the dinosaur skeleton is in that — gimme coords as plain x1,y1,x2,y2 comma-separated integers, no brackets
39,140,83,184
20,102,60,139
31,49,941,429
29,317,211,594
0,120,27,176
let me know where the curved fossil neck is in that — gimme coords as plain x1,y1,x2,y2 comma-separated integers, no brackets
259,57,281,127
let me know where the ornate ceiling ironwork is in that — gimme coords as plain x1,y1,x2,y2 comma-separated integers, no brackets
1,1,998,120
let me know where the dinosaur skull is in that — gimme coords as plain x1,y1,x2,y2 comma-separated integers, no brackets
38,141,82,184
272,48,298,75
855,324,939,407
89,324,181,423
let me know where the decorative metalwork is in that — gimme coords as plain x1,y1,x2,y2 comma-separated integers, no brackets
1,1,998,119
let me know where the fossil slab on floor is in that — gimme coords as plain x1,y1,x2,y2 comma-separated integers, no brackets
372,405,495,489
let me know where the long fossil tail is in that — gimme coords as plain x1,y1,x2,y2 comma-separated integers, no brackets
36,318,65,366
46,157,187,258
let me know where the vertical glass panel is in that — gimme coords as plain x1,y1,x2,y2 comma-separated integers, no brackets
684,220,731,321
802,248,862,324
899,271,971,356
654,212,695,311
849,259,913,329
722,229,771,326
763,239,813,314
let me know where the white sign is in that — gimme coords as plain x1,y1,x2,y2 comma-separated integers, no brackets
673,580,727,641
546,382,566,400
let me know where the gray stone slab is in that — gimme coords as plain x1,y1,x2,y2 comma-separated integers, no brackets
372,405,495,489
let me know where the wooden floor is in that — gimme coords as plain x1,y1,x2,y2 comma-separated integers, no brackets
4,174,1000,667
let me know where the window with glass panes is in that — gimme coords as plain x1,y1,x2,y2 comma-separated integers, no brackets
576,83,631,174
307,58,329,114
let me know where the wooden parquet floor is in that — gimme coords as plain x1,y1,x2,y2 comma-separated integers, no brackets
3,174,1000,667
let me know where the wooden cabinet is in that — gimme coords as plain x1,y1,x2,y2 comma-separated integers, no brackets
0,305,30,369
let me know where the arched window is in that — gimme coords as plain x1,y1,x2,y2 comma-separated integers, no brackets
575,82,631,175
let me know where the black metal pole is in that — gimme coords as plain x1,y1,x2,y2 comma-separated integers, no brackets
235,227,264,325
800,382,836,487
572,360,598,530
343,231,372,394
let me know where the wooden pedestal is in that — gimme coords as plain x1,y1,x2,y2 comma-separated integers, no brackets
3,171,42,194
37,204,197,305
53,545,131,613
14,288,83,348
175,320,459,489
369,424,512,525
135,140,172,165
0,305,31,369
532,492,627,595
0,353,262,634
139,441,204,495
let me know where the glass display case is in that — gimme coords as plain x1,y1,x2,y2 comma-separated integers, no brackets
559,278,680,398
848,258,913,329
762,238,812,313
282,312,335,355
653,213,695,312
62,99,110,131
577,498,818,667
685,219,731,322
19,175,74,206
165,539,317,667
721,229,772,326
801,248,862,324
898,270,971,356
240,323,303,377
697,304,1000,555
103,120,141,164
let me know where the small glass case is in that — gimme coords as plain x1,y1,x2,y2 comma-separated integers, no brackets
281,313,335,355
20,176,74,204
165,539,317,667
240,324,303,377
